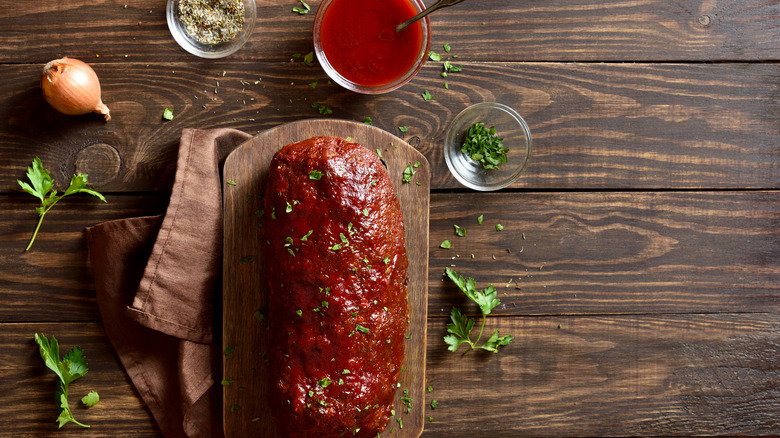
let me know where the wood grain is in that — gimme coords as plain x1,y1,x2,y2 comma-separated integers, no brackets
221,119,430,437
0,0,777,63
2,191,777,322
1,62,778,193
2,314,777,437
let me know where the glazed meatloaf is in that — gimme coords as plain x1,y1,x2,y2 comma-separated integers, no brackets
262,136,409,438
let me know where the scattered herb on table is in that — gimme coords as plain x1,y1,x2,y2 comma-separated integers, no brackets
421,90,433,101
495,223,504,231
34,333,98,428
398,126,409,133
443,43,451,53
162,107,174,120
17,157,106,251
81,391,100,407
363,116,372,125
440,239,451,249
312,102,333,115
443,268,513,354
428,51,442,62
292,0,310,14
453,224,466,237
461,122,508,170
477,214,484,225
303,51,315,66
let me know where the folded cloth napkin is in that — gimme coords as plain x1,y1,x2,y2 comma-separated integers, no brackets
85,128,252,438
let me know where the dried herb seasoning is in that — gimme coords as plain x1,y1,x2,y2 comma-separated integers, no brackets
179,0,245,45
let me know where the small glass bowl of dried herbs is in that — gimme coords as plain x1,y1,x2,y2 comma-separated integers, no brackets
167,0,257,58
444,102,532,191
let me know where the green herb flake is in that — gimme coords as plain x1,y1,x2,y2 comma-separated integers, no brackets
454,224,466,237
162,107,174,120
428,51,442,61
364,117,373,125
398,126,409,132
402,163,417,183
421,90,433,101
309,170,323,180
440,239,451,249
303,51,314,66
227,180,237,186
496,223,504,231
312,102,333,115
355,324,370,334
292,0,310,14
443,43,451,52
478,214,484,225
81,391,100,407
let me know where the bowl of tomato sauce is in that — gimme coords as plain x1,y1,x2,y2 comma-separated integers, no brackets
314,0,431,94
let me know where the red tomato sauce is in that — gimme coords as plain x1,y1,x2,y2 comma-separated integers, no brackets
319,0,424,87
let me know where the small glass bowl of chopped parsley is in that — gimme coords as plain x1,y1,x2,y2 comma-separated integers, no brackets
167,0,257,58
444,102,532,191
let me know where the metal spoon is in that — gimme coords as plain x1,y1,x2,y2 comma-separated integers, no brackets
396,0,466,33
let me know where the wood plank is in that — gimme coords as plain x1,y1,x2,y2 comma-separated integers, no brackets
2,191,777,323
0,194,168,322
423,313,780,436
0,0,777,63
0,322,161,437
427,191,780,316
2,313,777,436
222,120,430,437
1,62,778,193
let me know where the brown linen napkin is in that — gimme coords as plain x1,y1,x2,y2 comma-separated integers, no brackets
85,128,251,438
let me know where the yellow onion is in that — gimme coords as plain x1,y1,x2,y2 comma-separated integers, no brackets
40,57,110,121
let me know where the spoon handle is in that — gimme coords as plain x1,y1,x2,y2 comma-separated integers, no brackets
396,0,467,33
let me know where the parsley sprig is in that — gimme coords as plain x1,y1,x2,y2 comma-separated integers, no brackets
34,334,99,428
17,157,106,251
461,122,508,170
443,268,513,354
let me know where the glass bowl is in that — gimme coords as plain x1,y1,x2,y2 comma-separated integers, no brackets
167,0,256,58
444,102,532,191
313,0,431,94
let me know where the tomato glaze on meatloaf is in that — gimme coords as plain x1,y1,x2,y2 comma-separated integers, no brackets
262,136,409,438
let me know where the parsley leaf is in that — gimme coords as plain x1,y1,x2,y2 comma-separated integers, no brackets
421,90,433,101
81,391,100,407
18,157,106,251
443,268,512,354
162,107,174,120
34,333,95,428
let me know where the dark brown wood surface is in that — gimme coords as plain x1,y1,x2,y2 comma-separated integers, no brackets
1,0,778,437
221,119,430,437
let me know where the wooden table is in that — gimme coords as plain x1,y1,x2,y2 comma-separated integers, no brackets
1,0,778,436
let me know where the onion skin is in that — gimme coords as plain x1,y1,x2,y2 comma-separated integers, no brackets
41,57,110,121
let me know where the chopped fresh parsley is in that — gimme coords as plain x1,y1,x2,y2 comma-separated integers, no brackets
440,240,451,249
398,126,409,133
421,90,433,101
162,107,174,120
461,122,508,170
428,51,442,61
309,170,323,180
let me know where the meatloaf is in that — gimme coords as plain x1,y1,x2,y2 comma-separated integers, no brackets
262,136,409,438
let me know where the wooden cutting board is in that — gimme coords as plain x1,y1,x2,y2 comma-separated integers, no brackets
222,119,429,437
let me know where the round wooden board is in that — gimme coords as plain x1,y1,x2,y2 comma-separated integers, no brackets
222,119,430,437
